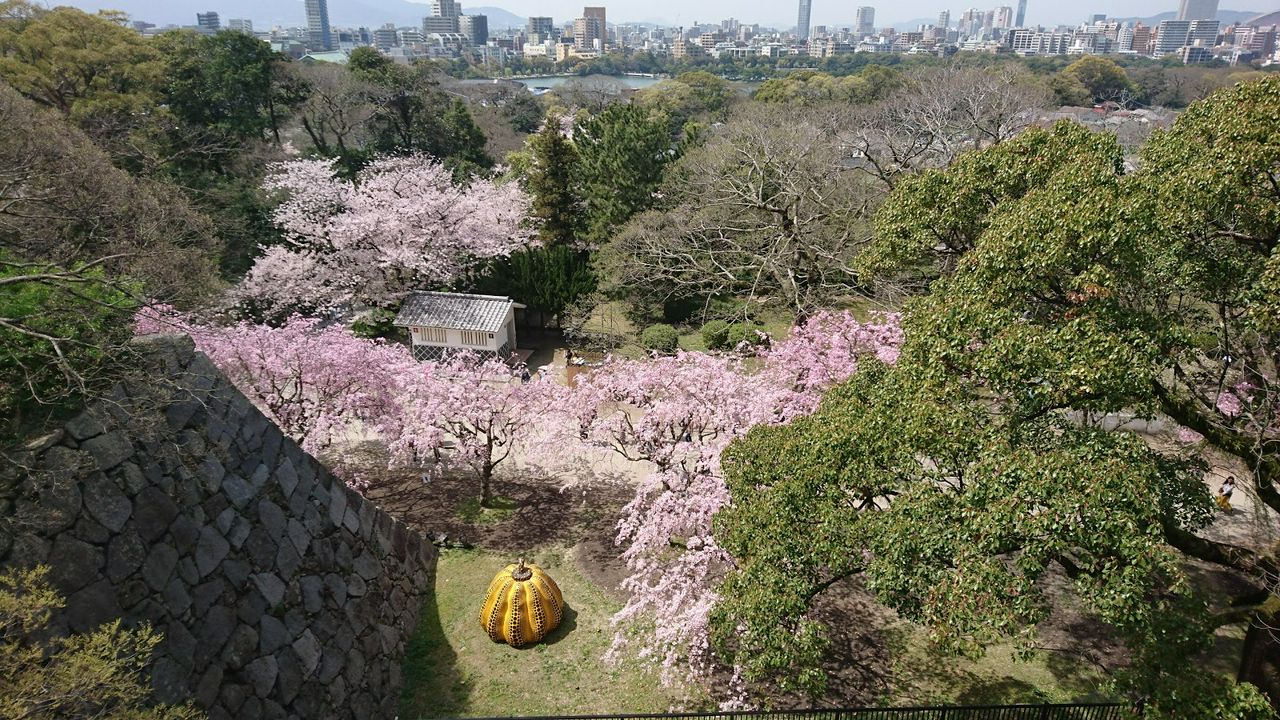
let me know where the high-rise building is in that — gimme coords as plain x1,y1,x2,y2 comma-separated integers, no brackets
573,16,603,50
305,0,332,50
797,0,812,40
938,10,951,29
584,6,606,47
433,0,460,19
527,16,555,40
459,15,489,45
855,6,875,36
373,24,399,50
227,18,253,33
1188,18,1220,46
995,6,1013,28
424,16,458,32
196,11,220,31
1015,0,1027,26
1177,0,1218,21
1153,19,1192,54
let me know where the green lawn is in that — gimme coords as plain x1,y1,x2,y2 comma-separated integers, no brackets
400,547,684,718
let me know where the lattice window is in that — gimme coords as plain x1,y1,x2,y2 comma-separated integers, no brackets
461,330,488,347
414,326,447,344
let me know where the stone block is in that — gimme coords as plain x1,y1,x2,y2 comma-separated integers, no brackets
82,476,132,532
143,543,180,591
151,656,188,705
104,527,146,584
352,551,380,581
244,655,278,698
195,665,224,709
164,577,193,616
259,615,290,655
286,519,310,557
222,558,251,589
64,410,107,441
197,607,237,665
292,629,322,677
275,649,303,705
198,455,226,493
133,486,179,542
165,620,198,670
46,535,103,594
169,514,201,553
276,542,301,580
222,473,255,509
195,525,230,578
192,578,227,616
257,499,286,541
223,623,259,669
64,580,121,633
299,576,323,615
82,430,133,471
253,573,286,607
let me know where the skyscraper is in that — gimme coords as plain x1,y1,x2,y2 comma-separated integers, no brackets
1177,0,1218,21
855,6,875,36
305,0,331,50
459,15,488,45
797,0,812,40
1015,0,1027,27
938,10,951,29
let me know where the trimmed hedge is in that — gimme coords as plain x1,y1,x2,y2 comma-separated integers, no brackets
640,323,680,354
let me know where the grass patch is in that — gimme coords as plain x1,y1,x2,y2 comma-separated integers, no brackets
456,495,519,524
400,546,684,718
883,623,1113,707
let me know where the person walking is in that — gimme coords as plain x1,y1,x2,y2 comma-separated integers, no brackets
1217,475,1237,511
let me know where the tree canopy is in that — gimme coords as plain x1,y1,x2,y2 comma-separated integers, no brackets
714,77,1280,715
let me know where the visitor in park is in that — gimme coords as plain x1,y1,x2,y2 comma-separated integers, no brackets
519,365,531,383
1217,475,1237,511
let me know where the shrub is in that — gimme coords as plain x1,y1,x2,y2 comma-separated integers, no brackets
640,323,680,354
700,320,731,349
725,323,770,353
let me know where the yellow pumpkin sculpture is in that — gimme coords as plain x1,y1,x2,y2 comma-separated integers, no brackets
479,558,564,647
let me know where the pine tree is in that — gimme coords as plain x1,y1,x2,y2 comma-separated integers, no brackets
524,111,582,247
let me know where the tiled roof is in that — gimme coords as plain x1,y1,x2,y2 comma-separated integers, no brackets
393,292,515,333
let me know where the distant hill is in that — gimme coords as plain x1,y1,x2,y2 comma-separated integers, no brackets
889,8,1264,32
1112,9,1263,25
56,0,515,28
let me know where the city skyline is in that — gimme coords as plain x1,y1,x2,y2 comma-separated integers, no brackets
52,0,1266,31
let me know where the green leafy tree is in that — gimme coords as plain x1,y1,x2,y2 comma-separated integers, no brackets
1053,56,1133,105
153,29,295,142
0,1,161,123
0,566,201,720
713,78,1280,715
469,244,596,323
575,103,679,243
441,97,491,174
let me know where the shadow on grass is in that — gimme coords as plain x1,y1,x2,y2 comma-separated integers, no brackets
539,605,578,646
400,589,469,719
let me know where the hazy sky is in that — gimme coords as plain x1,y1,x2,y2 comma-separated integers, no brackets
455,0,1235,27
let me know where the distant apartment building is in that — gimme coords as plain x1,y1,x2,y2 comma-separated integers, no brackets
1177,0,1218,21
306,0,332,50
432,0,460,19
573,15,603,50
227,18,253,33
196,11,220,32
1153,18,1219,55
459,15,488,45
937,10,950,29
373,24,399,50
855,6,875,37
1008,28,1072,54
527,16,555,41
423,16,458,33
584,7,607,48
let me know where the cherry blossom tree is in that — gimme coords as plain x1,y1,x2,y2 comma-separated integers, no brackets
134,306,409,467
377,352,553,507
238,155,535,314
555,311,902,696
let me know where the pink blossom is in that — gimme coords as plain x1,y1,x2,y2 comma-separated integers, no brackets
1216,391,1243,418
239,156,535,313
555,312,904,695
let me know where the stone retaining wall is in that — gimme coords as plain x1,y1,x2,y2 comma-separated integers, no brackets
0,336,437,719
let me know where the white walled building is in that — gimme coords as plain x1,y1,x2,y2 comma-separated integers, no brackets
394,292,523,361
